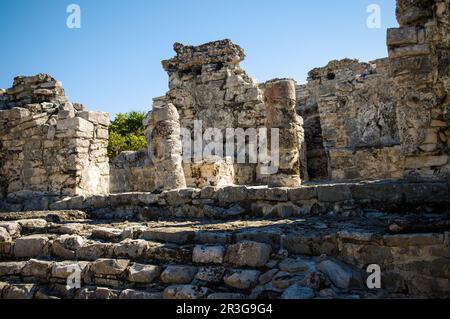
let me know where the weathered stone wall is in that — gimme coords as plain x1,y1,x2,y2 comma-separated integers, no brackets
157,40,304,186
388,0,450,180
109,150,155,193
297,59,405,181
0,75,110,199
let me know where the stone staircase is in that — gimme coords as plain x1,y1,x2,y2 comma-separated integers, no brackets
0,209,449,299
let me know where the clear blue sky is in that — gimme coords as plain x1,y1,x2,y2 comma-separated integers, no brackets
0,0,398,118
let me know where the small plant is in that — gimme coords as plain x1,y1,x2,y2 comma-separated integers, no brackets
108,111,147,158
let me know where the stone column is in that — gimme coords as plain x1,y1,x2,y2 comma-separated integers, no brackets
264,79,304,187
150,101,186,191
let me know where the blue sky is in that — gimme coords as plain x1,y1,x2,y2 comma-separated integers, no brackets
0,0,398,118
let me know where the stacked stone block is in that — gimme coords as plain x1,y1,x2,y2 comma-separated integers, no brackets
161,40,270,186
148,101,186,191
297,59,405,181
0,74,109,199
264,79,305,187
388,0,450,180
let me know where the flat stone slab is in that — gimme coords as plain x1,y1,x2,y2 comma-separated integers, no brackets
0,210,86,222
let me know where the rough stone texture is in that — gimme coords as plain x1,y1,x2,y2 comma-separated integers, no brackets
388,0,450,180
193,245,225,264
128,263,161,283
0,211,448,299
297,59,404,181
163,285,209,299
148,102,186,191
225,241,271,267
109,150,155,193
0,74,109,199
140,39,305,188
281,284,315,299
13,235,49,258
317,259,362,289
0,0,449,301
265,79,305,186
160,265,198,284
92,259,129,277
223,270,261,290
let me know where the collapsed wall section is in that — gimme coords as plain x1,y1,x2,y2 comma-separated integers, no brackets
159,40,305,186
297,59,404,181
0,74,109,199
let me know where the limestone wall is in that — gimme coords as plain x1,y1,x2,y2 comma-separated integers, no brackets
158,40,305,186
0,74,110,199
388,0,450,180
297,59,405,181
109,150,155,193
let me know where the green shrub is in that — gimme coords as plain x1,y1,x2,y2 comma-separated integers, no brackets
108,111,147,158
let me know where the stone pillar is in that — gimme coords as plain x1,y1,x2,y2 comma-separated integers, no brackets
264,79,304,187
150,101,186,191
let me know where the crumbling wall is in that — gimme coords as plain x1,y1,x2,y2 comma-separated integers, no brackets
388,0,450,180
0,74,109,198
297,59,404,181
160,40,294,186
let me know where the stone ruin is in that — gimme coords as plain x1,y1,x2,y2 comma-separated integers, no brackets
0,74,110,204
0,0,449,300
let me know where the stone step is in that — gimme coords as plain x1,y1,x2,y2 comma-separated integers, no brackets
40,181,450,221
0,210,87,223
1,215,449,298
0,250,386,300
0,210,86,223
2,216,448,263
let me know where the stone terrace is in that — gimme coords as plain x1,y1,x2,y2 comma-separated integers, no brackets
0,209,449,299
0,0,449,300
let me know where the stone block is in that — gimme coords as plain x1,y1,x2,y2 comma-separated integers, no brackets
217,186,248,203
22,259,53,279
14,235,49,258
223,270,260,289
56,117,94,132
119,289,162,299
383,233,444,247
288,186,318,201
160,265,198,284
92,258,129,277
317,259,362,289
163,285,210,299
317,184,352,202
387,27,418,46
0,261,26,276
388,44,431,59
195,266,226,283
78,111,110,126
128,263,162,283
405,155,448,169
225,241,271,267
192,245,225,264
3,284,36,299
141,227,195,244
